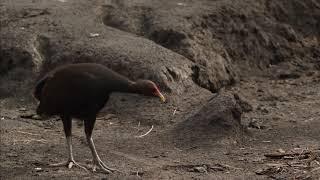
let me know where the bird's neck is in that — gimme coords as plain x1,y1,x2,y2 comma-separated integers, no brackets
112,80,138,94
127,82,140,94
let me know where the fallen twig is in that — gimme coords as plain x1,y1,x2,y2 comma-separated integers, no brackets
311,166,320,173
136,121,141,132
163,163,242,172
306,151,320,166
17,131,40,136
264,150,319,159
135,125,154,138
20,114,34,119
221,164,243,170
13,138,47,145
173,109,177,116
130,170,144,176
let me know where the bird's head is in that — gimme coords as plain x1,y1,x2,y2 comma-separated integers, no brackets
132,80,166,102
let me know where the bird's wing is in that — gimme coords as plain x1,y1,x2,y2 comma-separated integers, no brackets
33,74,53,101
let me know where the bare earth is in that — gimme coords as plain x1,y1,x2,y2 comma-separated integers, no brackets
1,0,319,179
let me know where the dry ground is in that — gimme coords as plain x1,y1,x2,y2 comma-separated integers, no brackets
1,0,320,179
1,72,319,179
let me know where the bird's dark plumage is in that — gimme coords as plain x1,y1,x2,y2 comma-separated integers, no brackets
34,75,48,101
34,63,165,173
35,63,136,117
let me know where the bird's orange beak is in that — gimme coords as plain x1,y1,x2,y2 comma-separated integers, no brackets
156,91,166,102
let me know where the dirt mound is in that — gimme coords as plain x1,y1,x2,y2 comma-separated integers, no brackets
0,47,33,75
0,47,34,98
204,0,320,77
0,1,198,100
101,2,237,93
31,33,196,96
168,92,245,147
101,0,319,83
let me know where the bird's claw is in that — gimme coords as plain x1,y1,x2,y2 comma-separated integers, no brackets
67,160,88,171
92,159,117,174
49,159,88,172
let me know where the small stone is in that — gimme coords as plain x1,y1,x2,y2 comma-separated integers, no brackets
283,156,294,160
278,72,301,80
129,171,144,176
257,89,264,93
177,2,186,6
89,33,100,38
256,105,263,110
289,119,297,123
20,113,34,119
261,107,269,113
306,71,315,77
7,153,18,157
255,168,266,175
210,165,225,171
104,114,116,120
194,166,207,173
248,119,266,129
18,108,27,111
35,167,43,172
269,102,277,107
32,115,42,120
277,148,285,153
252,157,264,162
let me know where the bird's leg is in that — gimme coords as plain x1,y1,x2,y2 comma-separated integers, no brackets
50,136,87,171
87,136,117,173
49,116,87,171
84,117,116,173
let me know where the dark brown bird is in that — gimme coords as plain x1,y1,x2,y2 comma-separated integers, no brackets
34,63,165,173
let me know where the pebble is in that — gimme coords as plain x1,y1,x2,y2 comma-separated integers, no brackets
18,108,27,112
194,166,207,173
7,153,18,157
277,148,285,153
35,167,43,172
32,115,42,120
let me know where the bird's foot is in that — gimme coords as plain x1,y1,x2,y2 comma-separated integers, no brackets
92,159,117,174
49,159,88,172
